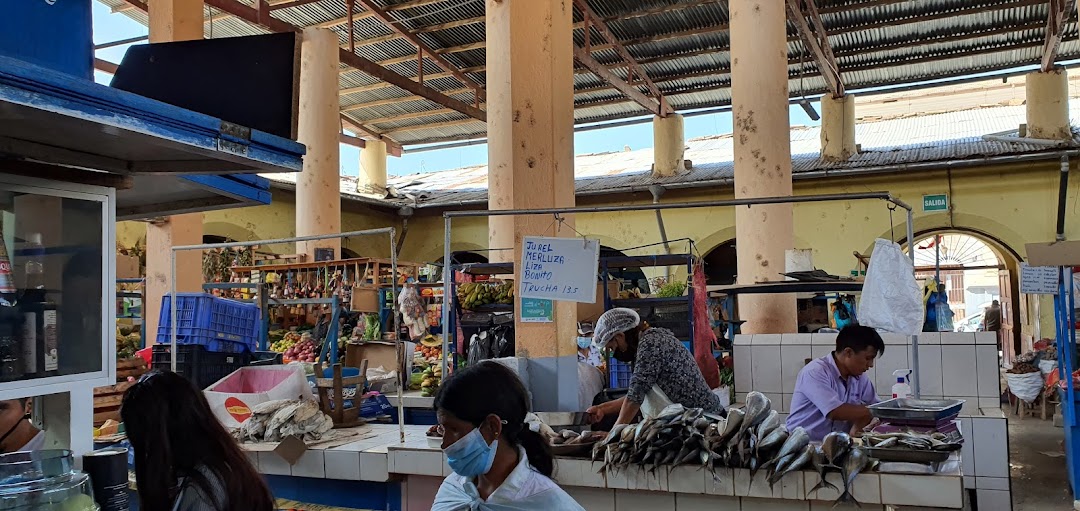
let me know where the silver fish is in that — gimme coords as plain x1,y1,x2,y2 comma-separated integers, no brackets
834,446,870,508
756,425,789,458
740,391,772,436
770,443,814,489
807,443,839,497
762,426,809,474
720,408,744,440
600,424,629,448
755,410,781,440
822,431,852,467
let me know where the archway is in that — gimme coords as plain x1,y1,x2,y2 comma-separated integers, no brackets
703,239,737,286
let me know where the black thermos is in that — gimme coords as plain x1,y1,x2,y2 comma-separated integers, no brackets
82,447,129,511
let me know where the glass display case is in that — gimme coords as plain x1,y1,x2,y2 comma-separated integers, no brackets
0,174,114,400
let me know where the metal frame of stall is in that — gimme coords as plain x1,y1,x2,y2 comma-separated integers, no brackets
439,191,923,394
1054,266,1080,498
168,228,406,442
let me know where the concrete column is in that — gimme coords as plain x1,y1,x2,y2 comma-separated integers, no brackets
145,0,204,345
1026,68,1071,140
295,28,342,259
820,94,857,161
653,113,685,177
359,139,388,195
487,0,578,411
730,0,797,334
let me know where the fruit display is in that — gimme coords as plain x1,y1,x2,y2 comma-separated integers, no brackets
115,325,141,360
457,281,514,309
283,333,318,363
270,331,303,353
412,335,444,397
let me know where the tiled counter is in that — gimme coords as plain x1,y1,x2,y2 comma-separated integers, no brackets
242,424,968,510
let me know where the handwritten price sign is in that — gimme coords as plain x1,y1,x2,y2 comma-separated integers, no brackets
519,236,600,303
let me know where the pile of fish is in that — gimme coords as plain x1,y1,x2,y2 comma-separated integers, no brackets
233,398,335,443
862,431,962,452
591,391,875,507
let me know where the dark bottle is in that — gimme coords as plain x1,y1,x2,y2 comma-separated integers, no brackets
0,231,21,381
20,233,56,377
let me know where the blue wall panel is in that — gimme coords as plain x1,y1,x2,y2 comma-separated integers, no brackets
1,0,93,80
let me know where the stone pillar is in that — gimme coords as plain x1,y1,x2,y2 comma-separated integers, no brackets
487,0,578,411
359,139,388,195
295,28,342,259
730,0,797,334
145,0,204,345
820,94,856,161
653,113,685,177
1026,68,1071,140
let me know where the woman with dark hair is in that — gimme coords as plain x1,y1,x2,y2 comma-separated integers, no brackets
431,361,584,510
121,370,274,511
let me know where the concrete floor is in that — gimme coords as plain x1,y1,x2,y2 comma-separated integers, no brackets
1008,412,1073,509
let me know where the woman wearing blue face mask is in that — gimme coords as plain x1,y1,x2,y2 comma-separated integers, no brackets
431,361,585,511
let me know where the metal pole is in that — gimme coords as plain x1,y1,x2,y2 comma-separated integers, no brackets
906,207,920,398
441,216,452,386
389,228,404,444
170,250,178,372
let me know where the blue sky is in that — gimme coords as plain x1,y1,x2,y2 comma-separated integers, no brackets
91,2,822,177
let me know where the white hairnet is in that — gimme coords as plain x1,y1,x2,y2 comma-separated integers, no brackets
592,308,641,349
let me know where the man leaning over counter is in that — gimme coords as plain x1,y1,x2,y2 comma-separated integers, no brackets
786,325,884,441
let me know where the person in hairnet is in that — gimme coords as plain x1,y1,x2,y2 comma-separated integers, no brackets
584,308,724,427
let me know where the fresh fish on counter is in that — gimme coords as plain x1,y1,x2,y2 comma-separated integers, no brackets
822,431,852,467
755,410,781,440
762,426,809,477
835,446,871,508
769,443,815,489
863,431,962,452
807,444,839,496
740,391,772,436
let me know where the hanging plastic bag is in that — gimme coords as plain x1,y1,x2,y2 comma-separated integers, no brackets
935,298,955,332
859,239,924,336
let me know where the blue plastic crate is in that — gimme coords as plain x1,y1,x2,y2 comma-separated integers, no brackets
608,358,633,388
157,293,259,352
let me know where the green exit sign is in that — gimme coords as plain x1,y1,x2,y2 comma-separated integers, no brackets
923,194,948,212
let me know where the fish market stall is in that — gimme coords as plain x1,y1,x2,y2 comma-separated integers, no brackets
238,395,968,511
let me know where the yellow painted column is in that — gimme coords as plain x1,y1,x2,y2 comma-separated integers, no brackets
487,0,578,410
145,0,204,344
359,139,388,195
295,28,342,259
1026,68,1071,140
653,113,685,177
820,94,856,162
730,0,797,334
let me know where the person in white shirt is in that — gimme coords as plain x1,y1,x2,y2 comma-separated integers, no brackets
431,361,585,511
0,398,44,453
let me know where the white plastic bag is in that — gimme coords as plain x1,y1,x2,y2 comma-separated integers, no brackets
859,239,924,336
1039,359,1059,376
1006,372,1044,403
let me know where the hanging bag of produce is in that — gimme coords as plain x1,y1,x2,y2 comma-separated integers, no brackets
858,239,924,336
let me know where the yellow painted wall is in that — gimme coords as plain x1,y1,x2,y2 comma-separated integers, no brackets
120,159,1077,339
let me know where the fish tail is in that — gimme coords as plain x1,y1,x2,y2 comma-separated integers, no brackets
832,490,862,509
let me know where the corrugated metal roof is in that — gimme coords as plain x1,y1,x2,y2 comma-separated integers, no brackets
97,0,1079,146
260,101,1080,209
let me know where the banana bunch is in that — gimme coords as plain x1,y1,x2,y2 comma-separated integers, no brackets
457,282,515,309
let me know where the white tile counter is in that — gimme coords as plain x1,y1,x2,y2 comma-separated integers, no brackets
242,424,968,510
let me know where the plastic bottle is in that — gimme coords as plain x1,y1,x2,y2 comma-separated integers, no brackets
891,369,912,399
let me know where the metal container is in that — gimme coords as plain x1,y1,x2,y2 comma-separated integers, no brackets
864,446,952,465
868,398,965,422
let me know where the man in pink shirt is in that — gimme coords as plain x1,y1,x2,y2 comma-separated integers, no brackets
785,325,884,441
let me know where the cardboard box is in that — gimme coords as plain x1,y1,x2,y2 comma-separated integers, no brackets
203,365,314,429
116,254,140,279
346,341,400,373
351,285,379,312
578,281,620,323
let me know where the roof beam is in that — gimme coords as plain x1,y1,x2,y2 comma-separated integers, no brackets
1043,0,1073,71
94,58,119,75
340,115,404,156
573,46,666,117
342,87,473,111
786,0,844,97
573,0,670,115
352,0,484,100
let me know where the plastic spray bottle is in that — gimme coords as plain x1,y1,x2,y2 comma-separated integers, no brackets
892,369,912,399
